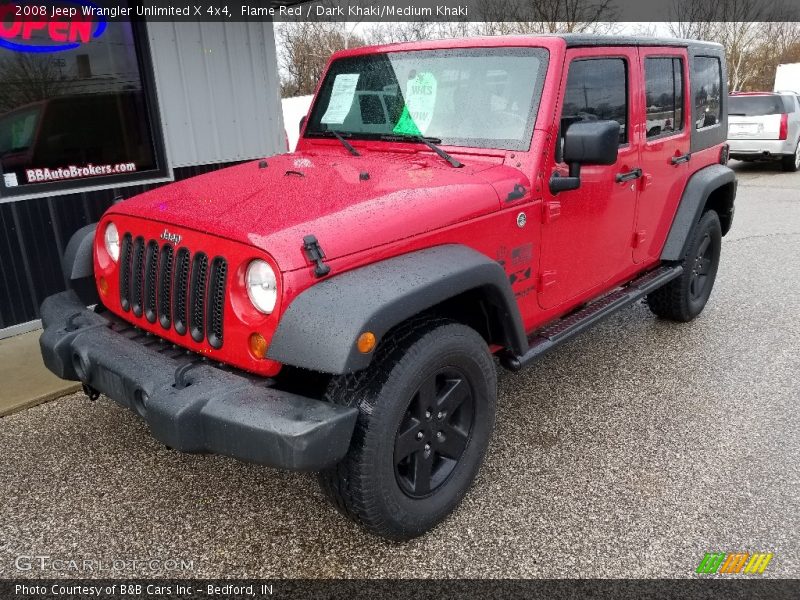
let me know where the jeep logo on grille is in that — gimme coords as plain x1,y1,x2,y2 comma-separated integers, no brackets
160,229,182,245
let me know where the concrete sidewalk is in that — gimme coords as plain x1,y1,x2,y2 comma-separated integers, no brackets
0,330,80,417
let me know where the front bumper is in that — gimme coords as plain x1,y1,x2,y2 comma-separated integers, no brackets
727,138,795,158
39,291,358,471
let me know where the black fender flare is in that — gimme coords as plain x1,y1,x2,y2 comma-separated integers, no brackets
267,245,527,374
61,223,99,306
661,164,736,261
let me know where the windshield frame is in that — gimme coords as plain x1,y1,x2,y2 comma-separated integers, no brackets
304,46,550,152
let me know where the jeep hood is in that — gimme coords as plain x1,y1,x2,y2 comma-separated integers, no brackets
110,151,525,271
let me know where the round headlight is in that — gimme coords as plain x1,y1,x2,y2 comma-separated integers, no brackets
246,260,277,314
104,222,120,262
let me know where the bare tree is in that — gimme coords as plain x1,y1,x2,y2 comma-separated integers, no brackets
365,21,473,44
741,23,800,90
627,23,662,38
276,22,367,97
475,0,618,35
0,54,72,113
667,0,797,90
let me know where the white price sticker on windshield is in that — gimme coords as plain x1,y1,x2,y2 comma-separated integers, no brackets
321,73,360,125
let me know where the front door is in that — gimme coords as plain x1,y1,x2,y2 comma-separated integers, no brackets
538,49,641,310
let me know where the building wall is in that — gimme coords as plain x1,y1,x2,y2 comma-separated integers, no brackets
0,163,239,332
147,21,286,168
0,22,286,334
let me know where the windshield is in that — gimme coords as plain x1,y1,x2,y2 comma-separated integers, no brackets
0,106,41,155
305,48,549,151
729,95,790,116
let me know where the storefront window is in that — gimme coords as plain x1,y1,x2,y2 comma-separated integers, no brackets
0,8,164,196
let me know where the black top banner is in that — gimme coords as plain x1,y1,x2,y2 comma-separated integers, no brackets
0,0,798,22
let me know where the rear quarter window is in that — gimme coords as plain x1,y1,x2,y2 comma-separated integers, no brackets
693,56,722,129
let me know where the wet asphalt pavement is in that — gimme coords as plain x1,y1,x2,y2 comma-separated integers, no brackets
1,161,798,579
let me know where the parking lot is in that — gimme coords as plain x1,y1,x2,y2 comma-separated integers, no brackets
1,160,798,579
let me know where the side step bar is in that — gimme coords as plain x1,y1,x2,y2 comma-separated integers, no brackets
500,264,683,371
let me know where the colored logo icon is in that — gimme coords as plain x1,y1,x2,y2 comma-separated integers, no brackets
696,552,774,574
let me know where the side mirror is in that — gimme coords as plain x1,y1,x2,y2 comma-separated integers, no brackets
299,115,307,133
550,120,620,194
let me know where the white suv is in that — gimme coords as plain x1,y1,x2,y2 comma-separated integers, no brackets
727,91,800,172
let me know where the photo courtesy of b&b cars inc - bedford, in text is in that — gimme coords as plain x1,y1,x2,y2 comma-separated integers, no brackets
0,0,798,598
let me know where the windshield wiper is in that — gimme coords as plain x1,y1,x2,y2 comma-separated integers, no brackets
308,129,361,156
378,134,463,168
331,130,360,156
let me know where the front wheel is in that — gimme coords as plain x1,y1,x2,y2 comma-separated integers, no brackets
647,210,722,322
317,318,496,540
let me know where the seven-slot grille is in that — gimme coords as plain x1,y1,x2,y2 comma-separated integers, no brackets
119,233,228,349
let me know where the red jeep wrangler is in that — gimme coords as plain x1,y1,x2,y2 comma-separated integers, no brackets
41,35,736,540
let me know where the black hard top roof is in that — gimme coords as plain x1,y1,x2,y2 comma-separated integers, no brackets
554,34,723,50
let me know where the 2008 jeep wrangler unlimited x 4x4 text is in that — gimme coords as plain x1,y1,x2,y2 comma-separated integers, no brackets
41,35,736,540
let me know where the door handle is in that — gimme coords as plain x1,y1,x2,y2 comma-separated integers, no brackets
670,153,691,165
615,168,642,183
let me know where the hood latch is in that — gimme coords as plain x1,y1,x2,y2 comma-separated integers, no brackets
303,235,331,278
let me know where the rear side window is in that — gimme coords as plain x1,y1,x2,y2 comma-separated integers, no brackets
645,58,684,138
694,56,722,130
729,95,791,116
562,58,628,145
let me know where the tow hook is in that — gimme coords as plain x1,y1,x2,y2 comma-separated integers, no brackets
173,361,200,390
65,312,83,332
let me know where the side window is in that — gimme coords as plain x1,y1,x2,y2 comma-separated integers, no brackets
645,57,684,138
694,56,722,130
562,58,628,146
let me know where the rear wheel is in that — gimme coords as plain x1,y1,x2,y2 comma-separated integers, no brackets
781,140,800,172
647,210,722,322
317,318,496,540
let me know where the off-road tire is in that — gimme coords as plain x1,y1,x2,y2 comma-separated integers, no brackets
780,140,800,172
647,210,722,322
317,317,496,541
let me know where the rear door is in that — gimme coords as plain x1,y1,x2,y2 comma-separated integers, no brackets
634,48,691,263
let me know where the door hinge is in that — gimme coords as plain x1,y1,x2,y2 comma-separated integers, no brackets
633,231,647,248
543,201,561,224
539,270,557,289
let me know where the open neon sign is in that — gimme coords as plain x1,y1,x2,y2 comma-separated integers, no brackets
0,1,106,53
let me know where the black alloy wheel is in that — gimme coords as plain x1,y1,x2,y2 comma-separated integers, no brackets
689,231,714,302
394,367,475,498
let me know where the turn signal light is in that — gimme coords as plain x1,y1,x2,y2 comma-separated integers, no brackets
248,333,268,359
98,276,108,296
357,331,377,354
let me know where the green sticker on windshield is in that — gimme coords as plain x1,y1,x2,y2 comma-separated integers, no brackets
393,72,437,136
